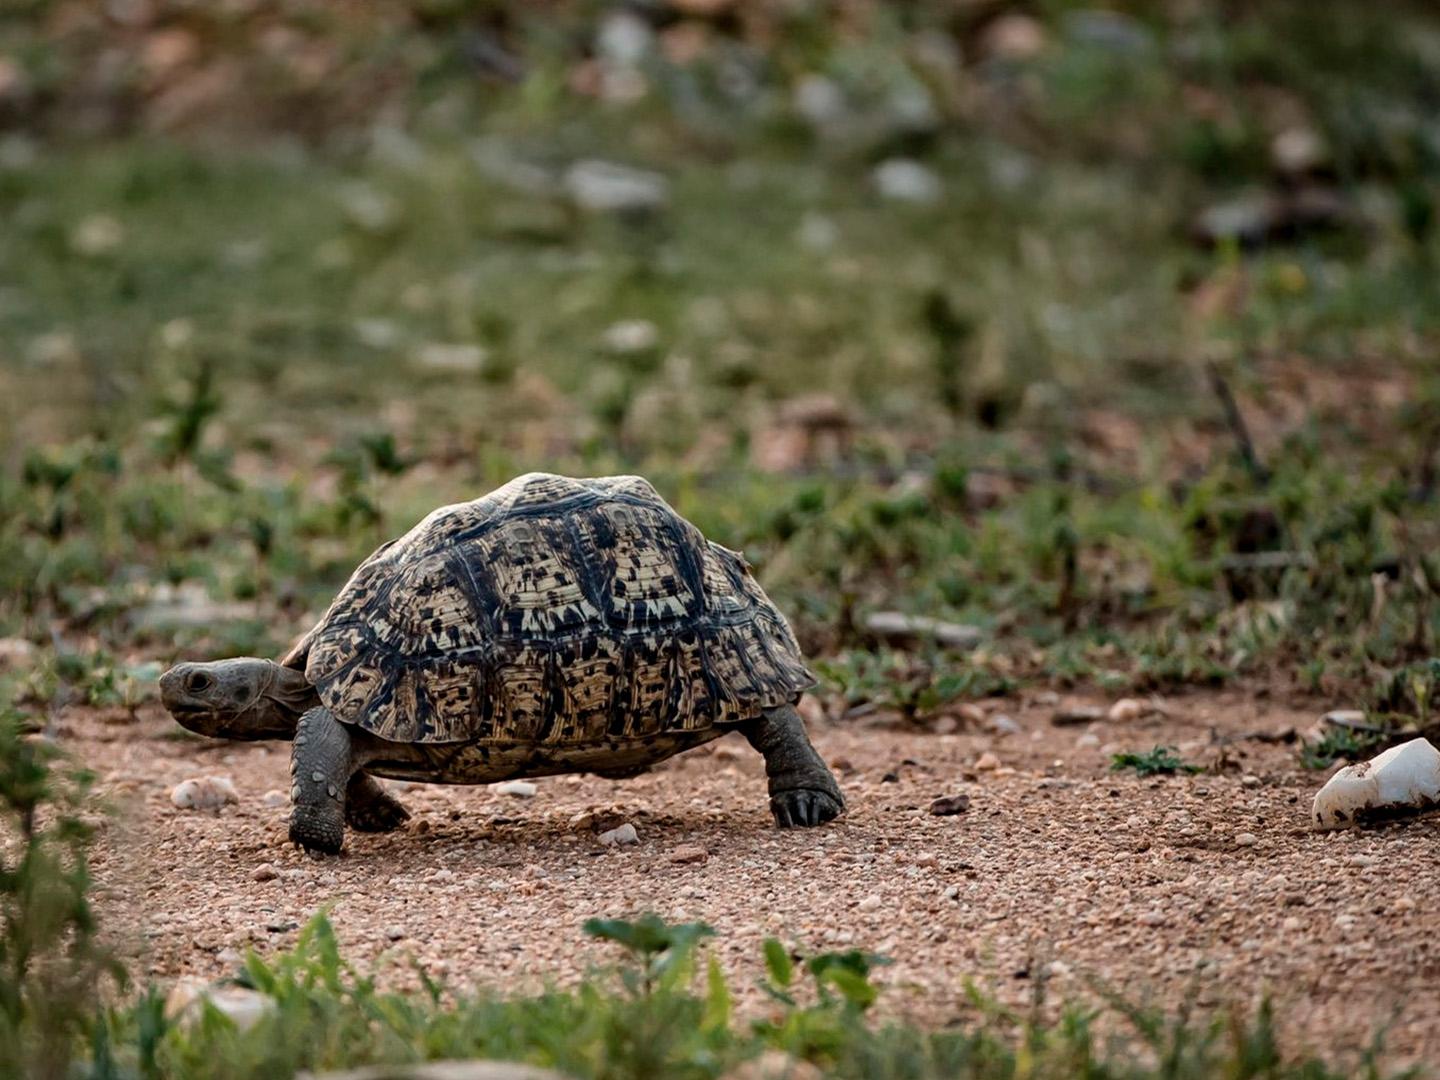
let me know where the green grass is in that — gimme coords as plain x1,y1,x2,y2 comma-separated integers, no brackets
1109,746,1204,777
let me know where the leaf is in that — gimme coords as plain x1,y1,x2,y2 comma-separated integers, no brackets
763,938,793,988
702,954,731,1032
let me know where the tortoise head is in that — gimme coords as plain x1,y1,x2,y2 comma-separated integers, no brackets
159,658,317,740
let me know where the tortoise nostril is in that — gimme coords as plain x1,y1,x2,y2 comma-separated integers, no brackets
186,671,212,694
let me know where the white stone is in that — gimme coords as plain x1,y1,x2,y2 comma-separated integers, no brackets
170,776,239,811
600,319,659,354
414,343,488,374
1312,738,1440,830
598,823,638,847
872,159,942,204
564,160,669,213
165,979,275,1032
495,780,537,798
595,10,653,67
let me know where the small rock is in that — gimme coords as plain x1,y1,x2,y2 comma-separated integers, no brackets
385,925,407,941
599,823,639,847
251,863,279,883
1272,127,1328,176
974,752,1001,771
170,776,239,811
857,894,883,912
1235,832,1259,847
0,637,37,669
495,780,538,798
980,13,1048,61
600,319,659,354
720,1051,824,1080
872,159,942,205
668,844,707,865
861,611,981,649
165,979,275,1032
1075,732,1101,749
987,714,1021,736
298,1061,566,1080
1052,705,1105,726
70,214,125,257
928,794,971,816
941,884,960,900
339,183,401,234
1138,910,1165,926
261,789,289,808
1063,10,1155,54
414,342,489,374
564,160,669,214
1241,774,1262,788
1107,698,1145,722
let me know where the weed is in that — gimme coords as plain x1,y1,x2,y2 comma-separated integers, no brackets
1110,746,1203,777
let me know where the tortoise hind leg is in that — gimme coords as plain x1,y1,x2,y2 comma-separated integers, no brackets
290,706,354,854
741,702,845,828
345,772,411,832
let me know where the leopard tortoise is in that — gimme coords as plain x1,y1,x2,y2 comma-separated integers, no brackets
159,473,844,853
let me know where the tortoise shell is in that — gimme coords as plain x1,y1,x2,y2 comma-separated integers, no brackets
289,473,814,745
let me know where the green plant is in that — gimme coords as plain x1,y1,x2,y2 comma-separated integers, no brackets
1110,746,1203,777
0,709,123,1079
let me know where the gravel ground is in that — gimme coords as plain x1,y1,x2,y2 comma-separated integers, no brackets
71,690,1439,1068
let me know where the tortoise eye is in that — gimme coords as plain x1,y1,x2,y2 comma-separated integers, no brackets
185,671,213,694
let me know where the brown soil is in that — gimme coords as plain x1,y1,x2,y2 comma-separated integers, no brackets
71,690,1440,1068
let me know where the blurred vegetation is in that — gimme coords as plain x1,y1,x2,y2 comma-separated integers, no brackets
2,0,1440,720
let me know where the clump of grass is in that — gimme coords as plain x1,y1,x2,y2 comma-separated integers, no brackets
1110,745,1203,776
1299,726,1387,771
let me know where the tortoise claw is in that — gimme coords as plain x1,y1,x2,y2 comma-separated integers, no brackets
770,788,844,829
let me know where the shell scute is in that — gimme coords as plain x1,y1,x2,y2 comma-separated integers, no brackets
304,473,815,747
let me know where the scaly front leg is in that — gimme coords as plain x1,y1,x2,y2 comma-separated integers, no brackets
742,702,845,828
289,707,354,854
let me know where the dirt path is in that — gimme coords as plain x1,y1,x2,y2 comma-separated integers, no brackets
72,690,1439,1067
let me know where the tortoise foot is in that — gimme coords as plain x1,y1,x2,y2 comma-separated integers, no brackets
290,807,345,855
770,788,844,828
347,792,410,833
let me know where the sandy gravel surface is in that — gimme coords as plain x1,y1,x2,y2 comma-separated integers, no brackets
71,690,1439,1067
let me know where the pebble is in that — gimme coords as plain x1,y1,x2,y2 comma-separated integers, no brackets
260,789,289,808
872,158,942,204
251,863,279,883
1235,832,1259,847
974,752,1001,771
928,794,971,816
1108,698,1146,722
495,780,538,798
170,776,239,811
668,844,708,865
857,894,883,912
0,636,37,669
385,925,407,941
1075,732,1101,749
564,159,669,213
987,714,1021,736
599,823,639,847
1052,705,1105,726
1241,774,1262,788
165,980,274,1032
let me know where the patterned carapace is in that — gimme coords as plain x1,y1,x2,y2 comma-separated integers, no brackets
287,474,815,746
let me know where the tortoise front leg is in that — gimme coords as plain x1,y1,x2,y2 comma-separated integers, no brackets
345,772,410,832
742,702,845,828
289,706,355,854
